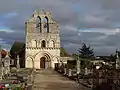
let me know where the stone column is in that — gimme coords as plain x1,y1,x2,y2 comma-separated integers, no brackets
68,69,72,77
0,62,3,80
84,67,88,75
77,55,80,74
64,68,66,75
0,46,4,80
1,64,4,77
116,50,120,69
0,46,2,80
0,45,1,60
17,55,20,69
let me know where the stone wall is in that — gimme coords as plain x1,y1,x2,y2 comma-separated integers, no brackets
60,57,74,63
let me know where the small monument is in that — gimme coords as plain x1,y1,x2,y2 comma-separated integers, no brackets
17,55,20,69
116,50,120,69
76,55,80,74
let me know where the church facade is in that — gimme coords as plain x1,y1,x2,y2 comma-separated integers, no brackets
25,10,60,69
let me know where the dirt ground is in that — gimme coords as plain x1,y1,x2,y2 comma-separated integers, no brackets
33,69,91,90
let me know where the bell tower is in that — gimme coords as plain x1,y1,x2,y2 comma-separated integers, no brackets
25,10,60,69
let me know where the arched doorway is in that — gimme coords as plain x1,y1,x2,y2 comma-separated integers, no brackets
40,53,51,69
26,57,34,68
40,57,46,68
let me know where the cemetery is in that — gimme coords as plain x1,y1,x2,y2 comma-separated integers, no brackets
55,55,120,90
0,9,120,90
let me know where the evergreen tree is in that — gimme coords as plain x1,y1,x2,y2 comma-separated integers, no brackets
77,43,94,68
78,43,94,59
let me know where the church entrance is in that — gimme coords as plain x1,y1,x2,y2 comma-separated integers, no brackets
40,54,51,69
40,57,46,68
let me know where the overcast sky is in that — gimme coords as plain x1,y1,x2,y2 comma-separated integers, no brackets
0,0,120,56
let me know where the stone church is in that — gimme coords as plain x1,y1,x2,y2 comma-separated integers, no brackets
25,10,61,69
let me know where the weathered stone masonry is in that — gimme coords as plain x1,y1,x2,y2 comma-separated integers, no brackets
25,10,60,69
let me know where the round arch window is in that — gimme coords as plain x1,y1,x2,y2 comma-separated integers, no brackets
41,40,46,48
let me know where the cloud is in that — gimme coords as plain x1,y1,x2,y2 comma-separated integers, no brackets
0,0,120,55
0,38,11,50
0,38,5,44
0,28,15,33
60,25,120,55
78,28,120,35
3,12,18,18
101,0,120,10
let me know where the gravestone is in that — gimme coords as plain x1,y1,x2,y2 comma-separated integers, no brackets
68,69,72,77
77,59,80,74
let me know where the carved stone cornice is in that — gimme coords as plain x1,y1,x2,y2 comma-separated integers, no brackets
26,47,60,50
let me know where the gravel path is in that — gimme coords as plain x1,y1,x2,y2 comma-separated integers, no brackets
33,69,91,90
